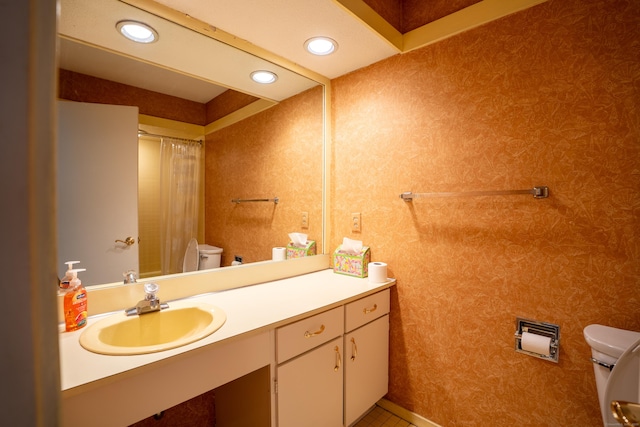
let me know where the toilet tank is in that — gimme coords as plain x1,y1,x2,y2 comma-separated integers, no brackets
198,244,222,270
584,324,640,426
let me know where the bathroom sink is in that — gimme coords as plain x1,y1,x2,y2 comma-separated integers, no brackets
79,301,226,355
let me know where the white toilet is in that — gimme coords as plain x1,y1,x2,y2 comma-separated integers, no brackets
182,238,223,272
584,324,640,426
198,244,223,270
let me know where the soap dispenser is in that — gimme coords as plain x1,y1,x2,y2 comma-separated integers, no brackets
59,260,80,291
63,268,88,332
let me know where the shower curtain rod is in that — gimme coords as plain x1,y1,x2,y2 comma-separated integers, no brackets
137,130,203,145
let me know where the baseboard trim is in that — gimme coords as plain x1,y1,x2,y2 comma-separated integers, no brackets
377,398,443,427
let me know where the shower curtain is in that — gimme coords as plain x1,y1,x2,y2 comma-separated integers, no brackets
159,138,202,275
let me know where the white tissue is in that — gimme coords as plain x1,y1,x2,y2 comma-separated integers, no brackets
521,331,551,356
288,232,308,248
368,262,388,283
341,237,363,255
272,247,286,261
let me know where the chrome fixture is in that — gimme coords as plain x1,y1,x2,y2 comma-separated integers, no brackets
231,197,279,204
514,317,560,363
125,283,169,316
400,186,550,201
123,269,137,284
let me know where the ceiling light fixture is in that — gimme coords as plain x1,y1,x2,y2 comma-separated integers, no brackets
250,70,278,84
116,20,158,44
304,37,338,56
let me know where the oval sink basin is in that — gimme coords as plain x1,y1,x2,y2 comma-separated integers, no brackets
79,301,226,355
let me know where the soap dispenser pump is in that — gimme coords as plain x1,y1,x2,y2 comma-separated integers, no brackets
59,260,80,290
63,268,88,332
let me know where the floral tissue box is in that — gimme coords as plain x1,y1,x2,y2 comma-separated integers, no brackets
333,245,371,278
286,240,316,259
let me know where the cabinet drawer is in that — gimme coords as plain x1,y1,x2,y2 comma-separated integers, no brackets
277,306,344,363
345,289,390,332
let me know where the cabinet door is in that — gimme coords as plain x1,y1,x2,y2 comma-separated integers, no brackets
277,337,344,427
344,315,389,426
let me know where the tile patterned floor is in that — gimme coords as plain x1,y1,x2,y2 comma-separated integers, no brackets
353,406,417,427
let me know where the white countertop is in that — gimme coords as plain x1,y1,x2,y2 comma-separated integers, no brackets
60,269,395,393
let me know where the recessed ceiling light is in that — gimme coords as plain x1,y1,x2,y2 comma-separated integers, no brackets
116,20,158,44
251,70,278,84
304,37,338,56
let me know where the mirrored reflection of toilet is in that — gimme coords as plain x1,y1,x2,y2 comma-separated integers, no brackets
584,324,640,426
198,244,222,270
182,238,223,272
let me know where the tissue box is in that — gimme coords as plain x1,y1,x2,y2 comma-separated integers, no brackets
286,240,316,258
333,245,371,278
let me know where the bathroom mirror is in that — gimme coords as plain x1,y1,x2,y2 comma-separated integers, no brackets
57,0,326,286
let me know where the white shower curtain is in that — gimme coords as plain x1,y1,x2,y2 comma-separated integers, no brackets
159,138,202,275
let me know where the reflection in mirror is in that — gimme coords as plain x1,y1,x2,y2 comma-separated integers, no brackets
57,0,325,286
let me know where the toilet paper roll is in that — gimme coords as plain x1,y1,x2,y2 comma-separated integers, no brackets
272,247,286,261
521,331,551,356
368,262,388,283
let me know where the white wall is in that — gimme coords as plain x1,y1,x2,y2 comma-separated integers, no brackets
0,0,60,424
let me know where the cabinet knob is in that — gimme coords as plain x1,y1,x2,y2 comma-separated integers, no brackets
334,346,341,372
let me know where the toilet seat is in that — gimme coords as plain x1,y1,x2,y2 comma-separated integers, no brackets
603,337,640,426
182,238,199,272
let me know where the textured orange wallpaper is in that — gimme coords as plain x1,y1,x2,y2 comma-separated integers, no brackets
58,69,207,125
204,86,323,265
331,0,640,426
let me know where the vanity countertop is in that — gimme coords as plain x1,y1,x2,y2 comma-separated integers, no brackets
59,268,395,394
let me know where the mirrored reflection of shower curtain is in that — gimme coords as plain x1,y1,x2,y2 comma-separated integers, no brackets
159,138,201,275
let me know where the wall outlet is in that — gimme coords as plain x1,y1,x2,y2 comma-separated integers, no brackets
301,211,309,229
352,212,361,232
234,255,243,263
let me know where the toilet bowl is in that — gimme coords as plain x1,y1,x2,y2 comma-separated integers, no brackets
584,324,640,426
182,239,223,272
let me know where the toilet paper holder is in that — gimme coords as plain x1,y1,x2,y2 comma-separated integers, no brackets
514,317,560,363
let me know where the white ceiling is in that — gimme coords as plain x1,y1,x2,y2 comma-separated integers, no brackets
58,0,400,104
152,0,400,80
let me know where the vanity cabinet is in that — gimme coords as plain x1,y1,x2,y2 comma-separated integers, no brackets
276,306,344,427
277,337,344,427
344,290,390,426
274,289,390,427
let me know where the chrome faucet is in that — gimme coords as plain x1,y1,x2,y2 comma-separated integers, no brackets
123,269,137,284
125,283,169,316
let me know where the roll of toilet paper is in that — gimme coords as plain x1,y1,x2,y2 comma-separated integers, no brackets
272,247,286,261
521,331,551,356
368,262,388,283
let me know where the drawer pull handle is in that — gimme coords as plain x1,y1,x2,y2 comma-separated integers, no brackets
363,304,378,314
304,324,325,338
350,337,358,361
334,346,341,372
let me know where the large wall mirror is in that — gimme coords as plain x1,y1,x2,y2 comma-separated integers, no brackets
57,0,327,286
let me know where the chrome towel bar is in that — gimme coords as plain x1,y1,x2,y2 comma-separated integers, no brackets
400,186,549,201
231,197,279,204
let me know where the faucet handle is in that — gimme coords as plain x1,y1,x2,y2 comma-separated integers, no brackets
144,283,159,300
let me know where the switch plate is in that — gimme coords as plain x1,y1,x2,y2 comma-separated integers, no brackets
352,212,361,232
301,211,309,229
